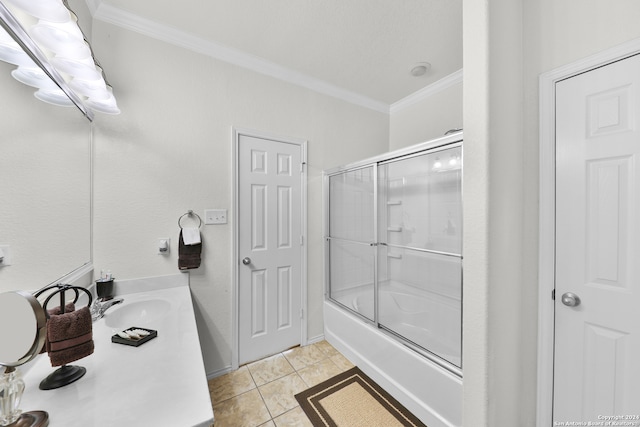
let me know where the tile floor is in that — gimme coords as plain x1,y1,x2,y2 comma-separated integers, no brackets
208,340,354,427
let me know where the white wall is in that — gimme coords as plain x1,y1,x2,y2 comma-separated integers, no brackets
89,21,389,375
524,1,640,424
461,0,640,426
389,82,463,151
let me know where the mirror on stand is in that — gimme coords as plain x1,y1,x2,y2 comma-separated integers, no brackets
0,291,48,427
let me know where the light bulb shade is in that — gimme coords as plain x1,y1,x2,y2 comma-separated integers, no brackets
86,101,120,115
0,42,35,66
0,26,17,44
86,92,120,115
69,77,109,100
1,0,120,115
34,88,75,106
11,66,58,89
30,21,90,60
3,0,70,24
50,56,101,80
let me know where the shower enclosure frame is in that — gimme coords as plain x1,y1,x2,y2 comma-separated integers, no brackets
323,133,463,378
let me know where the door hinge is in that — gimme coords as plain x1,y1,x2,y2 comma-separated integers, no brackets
300,162,306,173
300,235,304,245
551,289,555,300
300,308,304,319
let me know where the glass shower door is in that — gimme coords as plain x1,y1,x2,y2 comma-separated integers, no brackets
327,166,376,321
377,146,463,367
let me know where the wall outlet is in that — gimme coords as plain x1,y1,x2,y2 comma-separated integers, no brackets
158,238,170,255
204,209,227,224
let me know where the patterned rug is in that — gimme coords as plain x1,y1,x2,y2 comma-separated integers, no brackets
295,367,427,427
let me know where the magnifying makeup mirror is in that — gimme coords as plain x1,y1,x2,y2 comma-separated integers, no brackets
0,291,49,427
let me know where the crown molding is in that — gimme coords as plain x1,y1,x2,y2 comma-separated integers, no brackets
88,1,462,116
389,69,463,114
91,1,390,114
84,0,101,16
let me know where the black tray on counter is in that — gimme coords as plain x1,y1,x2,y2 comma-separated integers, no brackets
111,327,157,347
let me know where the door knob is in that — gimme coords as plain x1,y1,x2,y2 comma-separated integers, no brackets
561,292,581,307
242,257,251,265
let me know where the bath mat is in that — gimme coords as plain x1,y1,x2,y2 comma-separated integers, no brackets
295,367,427,427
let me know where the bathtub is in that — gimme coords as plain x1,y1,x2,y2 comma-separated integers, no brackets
324,291,462,427
351,282,461,368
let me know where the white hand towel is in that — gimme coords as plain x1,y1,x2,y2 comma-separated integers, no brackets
182,227,201,245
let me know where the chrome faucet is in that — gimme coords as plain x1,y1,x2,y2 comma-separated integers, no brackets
90,297,123,321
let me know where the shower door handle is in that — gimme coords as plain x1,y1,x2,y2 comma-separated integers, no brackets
242,257,251,265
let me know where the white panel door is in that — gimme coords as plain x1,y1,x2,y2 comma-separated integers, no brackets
238,134,303,365
554,54,640,421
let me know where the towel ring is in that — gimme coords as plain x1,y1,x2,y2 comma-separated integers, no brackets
35,284,93,318
178,210,202,229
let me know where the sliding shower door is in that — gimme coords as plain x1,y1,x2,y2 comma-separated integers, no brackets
377,146,462,367
326,166,376,321
325,139,463,370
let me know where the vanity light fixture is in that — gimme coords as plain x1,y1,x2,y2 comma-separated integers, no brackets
0,0,120,118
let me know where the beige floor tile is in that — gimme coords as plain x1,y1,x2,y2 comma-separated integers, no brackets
248,353,295,386
208,345,355,426
283,344,327,370
273,406,314,427
331,352,355,371
258,372,309,418
208,366,256,404
298,358,343,388
212,388,271,427
313,340,340,358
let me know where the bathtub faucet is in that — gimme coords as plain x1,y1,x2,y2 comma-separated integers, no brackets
90,297,123,322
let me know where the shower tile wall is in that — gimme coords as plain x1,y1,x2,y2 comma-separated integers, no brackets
379,149,462,255
379,148,462,295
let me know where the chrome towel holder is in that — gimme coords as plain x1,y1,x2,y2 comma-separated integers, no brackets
178,210,202,229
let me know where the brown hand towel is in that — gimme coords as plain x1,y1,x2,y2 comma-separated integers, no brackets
46,306,94,367
48,302,76,316
40,302,76,354
178,229,202,270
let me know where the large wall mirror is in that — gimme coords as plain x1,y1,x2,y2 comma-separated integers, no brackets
0,57,91,293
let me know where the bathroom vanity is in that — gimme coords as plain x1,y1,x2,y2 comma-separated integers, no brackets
18,274,214,427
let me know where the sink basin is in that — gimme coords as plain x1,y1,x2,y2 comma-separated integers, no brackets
104,299,172,328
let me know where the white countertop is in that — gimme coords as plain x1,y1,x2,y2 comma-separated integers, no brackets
19,274,214,427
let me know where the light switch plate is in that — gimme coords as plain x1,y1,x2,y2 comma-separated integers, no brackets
204,209,227,224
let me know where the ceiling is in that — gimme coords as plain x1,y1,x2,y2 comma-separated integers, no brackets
93,0,462,107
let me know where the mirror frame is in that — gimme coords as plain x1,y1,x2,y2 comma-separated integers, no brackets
0,291,47,367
